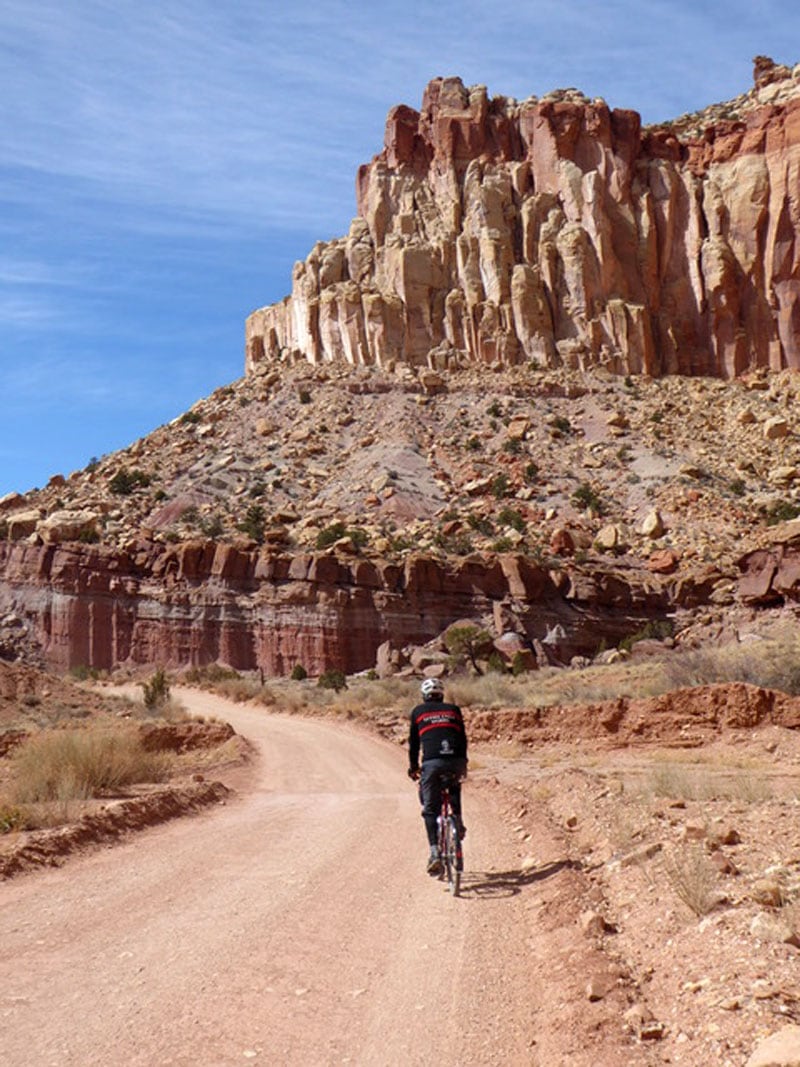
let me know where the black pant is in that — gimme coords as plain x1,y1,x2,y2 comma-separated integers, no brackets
419,758,466,846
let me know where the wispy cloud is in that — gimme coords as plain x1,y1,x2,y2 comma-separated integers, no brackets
1,0,796,237
1,0,798,495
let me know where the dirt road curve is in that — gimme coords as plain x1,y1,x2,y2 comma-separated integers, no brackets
0,691,543,1067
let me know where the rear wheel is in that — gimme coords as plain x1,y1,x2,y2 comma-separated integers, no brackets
444,816,461,896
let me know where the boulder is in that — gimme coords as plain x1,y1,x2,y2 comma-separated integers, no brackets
746,1026,800,1067
37,510,100,545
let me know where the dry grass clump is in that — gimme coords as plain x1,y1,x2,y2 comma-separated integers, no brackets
663,633,800,694
646,756,773,804
658,844,720,917
11,724,174,804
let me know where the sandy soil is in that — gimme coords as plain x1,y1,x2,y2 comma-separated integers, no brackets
0,687,636,1067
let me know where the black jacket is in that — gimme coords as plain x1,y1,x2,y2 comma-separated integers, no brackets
408,699,468,768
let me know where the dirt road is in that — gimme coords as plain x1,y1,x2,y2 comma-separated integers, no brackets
0,690,545,1066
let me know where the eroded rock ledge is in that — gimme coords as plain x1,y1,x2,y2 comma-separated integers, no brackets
0,537,708,674
247,59,800,380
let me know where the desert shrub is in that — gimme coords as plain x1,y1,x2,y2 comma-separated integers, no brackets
0,802,28,833
445,673,520,708
199,513,225,539
179,411,201,425
523,461,539,484
109,467,151,496
729,477,746,497
658,845,719,917
212,677,259,703
571,482,606,515
236,504,266,544
444,625,493,674
497,507,525,532
298,389,312,404
69,664,98,682
765,500,800,526
511,651,529,676
552,415,572,434
619,619,675,652
141,668,170,711
487,400,502,418
486,651,507,674
492,536,514,552
502,437,522,455
184,664,241,684
348,527,369,550
662,635,800,695
467,514,495,536
433,530,473,555
290,664,308,681
490,473,510,499
466,435,481,452
11,726,172,803
316,522,346,549
317,669,347,692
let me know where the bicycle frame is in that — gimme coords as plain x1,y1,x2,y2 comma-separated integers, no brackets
436,776,463,896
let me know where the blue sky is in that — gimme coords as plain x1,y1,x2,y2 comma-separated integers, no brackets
1,0,798,496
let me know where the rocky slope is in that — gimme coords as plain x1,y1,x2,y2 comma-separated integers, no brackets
247,57,800,380
3,62,800,674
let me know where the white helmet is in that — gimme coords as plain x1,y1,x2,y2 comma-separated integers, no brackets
420,678,444,701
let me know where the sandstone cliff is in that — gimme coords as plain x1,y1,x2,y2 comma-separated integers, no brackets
246,59,800,380
0,537,681,674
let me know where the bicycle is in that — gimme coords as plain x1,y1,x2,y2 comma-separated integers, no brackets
436,771,464,897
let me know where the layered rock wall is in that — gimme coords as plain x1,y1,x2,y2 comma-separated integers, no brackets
246,64,800,379
0,539,674,674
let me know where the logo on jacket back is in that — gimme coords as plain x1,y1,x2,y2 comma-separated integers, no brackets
440,738,453,755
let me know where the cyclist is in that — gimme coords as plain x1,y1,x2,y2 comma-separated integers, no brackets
408,677,468,874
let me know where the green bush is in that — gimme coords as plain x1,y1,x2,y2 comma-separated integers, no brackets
109,467,151,496
179,411,201,425
199,513,225,539
236,504,266,543
316,522,346,549
317,669,347,691
497,507,525,532
486,651,507,674
571,482,606,515
502,438,522,455
511,651,529,676
467,514,495,536
444,625,493,675
290,664,308,681
765,501,800,526
490,473,510,499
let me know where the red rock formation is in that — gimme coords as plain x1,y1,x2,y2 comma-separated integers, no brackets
0,538,685,674
247,62,800,380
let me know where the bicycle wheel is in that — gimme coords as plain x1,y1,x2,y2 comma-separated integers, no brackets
444,816,461,896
